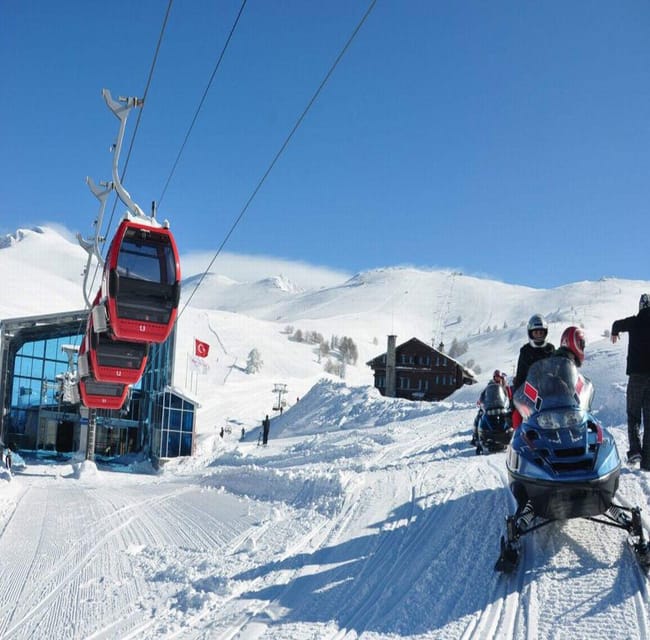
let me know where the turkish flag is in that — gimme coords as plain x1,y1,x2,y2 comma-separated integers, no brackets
195,339,210,358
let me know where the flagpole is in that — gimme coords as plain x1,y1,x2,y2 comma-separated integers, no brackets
185,352,189,388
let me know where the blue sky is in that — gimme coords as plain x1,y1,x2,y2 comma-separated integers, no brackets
1,1,648,289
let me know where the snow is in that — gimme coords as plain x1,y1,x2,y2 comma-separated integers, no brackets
1,226,650,638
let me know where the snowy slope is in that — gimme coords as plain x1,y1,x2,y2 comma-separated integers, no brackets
1,226,650,639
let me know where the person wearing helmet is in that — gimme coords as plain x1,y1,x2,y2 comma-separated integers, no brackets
471,369,509,445
555,326,586,366
611,294,650,467
511,314,555,429
513,314,555,391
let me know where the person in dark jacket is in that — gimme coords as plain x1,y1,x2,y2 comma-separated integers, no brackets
262,414,271,445
511,314,556,428
611,293,650,467
513,314,556,390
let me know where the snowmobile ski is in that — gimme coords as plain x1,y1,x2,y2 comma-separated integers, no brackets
494,535,520,573
629,538,650,573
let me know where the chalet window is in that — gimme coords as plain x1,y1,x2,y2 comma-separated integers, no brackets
399,377,409,389
400,354,407,364
424,379,429,390
424,355,430,365
377,376,385,388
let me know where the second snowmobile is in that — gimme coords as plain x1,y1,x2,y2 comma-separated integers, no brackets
475,382,513,454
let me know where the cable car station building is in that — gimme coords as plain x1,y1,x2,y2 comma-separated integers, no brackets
0,309,197,463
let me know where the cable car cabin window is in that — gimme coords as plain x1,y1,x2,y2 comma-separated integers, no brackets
117,231,177,284
111,231,179,325
114,281,176,324
94,334,147,369
83,380,126,398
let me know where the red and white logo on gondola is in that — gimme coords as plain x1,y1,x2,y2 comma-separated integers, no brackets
195,339,210,358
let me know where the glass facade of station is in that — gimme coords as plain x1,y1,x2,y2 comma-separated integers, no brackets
0,312,196,462
10,332,83,440
151,390,195,457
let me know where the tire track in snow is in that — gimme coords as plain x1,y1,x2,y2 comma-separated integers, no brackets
320,454,491,638
0,486,49,638
460,454,525,640
0,482,196,638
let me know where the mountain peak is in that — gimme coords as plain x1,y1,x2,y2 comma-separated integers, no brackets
0,226,46,249
258,275,302,294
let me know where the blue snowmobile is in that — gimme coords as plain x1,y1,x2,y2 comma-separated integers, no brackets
495,355,650,572
475,382,513,455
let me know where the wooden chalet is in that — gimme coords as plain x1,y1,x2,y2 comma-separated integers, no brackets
366,336,477,402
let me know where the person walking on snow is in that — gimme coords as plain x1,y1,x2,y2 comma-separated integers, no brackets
611,293,650,468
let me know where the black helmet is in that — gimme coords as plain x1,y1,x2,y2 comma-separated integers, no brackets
527,313,548,347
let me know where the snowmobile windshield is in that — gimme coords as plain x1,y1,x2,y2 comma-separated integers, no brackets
481,383,509,411
514,356,593,416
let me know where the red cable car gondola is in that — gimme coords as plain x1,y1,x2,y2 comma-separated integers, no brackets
82,306,149,385
100,216,181,344
77,337,130,410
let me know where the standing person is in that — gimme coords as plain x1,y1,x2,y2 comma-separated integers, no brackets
262,414,271,445
4,447,12,473
511,314,556,428
611,293,650,467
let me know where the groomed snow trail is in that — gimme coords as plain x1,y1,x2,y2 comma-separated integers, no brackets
0,404,649,638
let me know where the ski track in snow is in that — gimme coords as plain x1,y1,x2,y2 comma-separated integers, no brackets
0,404,649,638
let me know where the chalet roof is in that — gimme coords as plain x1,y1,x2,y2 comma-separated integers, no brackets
366,336,477,384
366,337,443,366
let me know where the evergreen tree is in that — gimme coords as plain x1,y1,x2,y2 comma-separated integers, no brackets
245,348,263,374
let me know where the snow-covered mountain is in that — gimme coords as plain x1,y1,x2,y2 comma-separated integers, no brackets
1,225,650,639
3,225,644,433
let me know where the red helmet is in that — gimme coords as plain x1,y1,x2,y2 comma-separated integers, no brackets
560,326,586,365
